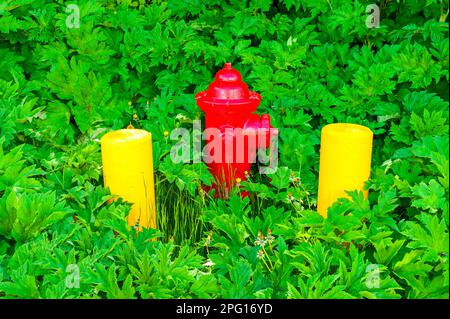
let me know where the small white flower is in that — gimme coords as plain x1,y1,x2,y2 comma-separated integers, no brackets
203,259,215,267
257,250,265,259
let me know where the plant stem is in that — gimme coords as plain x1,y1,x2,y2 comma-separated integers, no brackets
262,257,272,273
262,246,273,269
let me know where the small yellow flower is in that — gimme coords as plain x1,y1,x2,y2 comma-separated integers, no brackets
205,235,212,245
133,113,139,120
244,170,249,176
236,177,242,184
163,131,169,138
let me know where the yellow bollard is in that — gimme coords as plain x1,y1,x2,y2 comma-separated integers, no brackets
100,129,156,230
317,123,373,217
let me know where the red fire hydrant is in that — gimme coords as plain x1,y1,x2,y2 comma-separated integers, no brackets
196,63,277,197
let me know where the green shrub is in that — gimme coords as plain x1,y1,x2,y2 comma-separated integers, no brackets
0,0,448,298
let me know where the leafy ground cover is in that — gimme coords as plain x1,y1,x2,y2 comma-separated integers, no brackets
0,0,449,298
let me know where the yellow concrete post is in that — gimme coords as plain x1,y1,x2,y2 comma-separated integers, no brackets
100,129,156,230
317,123,373,217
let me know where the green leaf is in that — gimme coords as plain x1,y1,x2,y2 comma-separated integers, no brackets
40,101,75,143
190,275,219,298
0,263,40,299
394,250,433,295
410,109,448,138
229,259,252,287
411,179,447,213
2,191,71,242
92,264,136,299
268,167,291,190
395,43,443,88
373,239,405,266
402,91,448,115
402,213,449,263
287,282,303,298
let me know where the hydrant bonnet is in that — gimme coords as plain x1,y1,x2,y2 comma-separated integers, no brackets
196,63,261,113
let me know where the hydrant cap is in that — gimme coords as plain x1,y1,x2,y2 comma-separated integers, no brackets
196,63,261,111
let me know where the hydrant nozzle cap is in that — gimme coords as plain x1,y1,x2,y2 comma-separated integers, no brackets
195,63,261,111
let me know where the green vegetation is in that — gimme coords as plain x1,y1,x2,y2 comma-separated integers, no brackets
0,0,448,298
